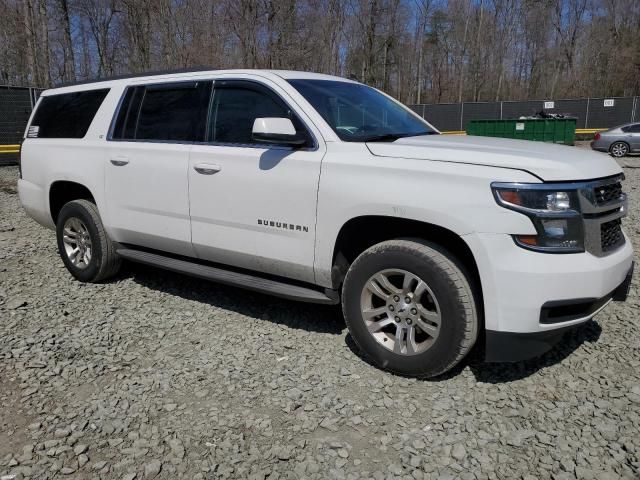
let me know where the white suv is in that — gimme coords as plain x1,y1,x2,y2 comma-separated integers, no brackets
18,69,634,377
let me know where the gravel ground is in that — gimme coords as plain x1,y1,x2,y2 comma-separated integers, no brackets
1,160,639,480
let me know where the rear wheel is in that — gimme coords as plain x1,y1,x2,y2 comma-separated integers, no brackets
342,239,478,378
610,141,629,158
56,199,121,283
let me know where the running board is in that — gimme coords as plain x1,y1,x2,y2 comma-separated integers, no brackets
116,248,339,305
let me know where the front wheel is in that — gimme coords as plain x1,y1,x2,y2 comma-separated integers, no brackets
56,199,121,283
342,239,478,378
610,141,629,158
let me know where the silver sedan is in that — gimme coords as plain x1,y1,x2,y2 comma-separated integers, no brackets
591,123,640,157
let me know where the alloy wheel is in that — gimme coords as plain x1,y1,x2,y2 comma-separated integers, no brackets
360,269,441,355
62,217,93,269
611,142,628,158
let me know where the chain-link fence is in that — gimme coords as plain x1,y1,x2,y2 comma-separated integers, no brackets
409,97,640,133
2,90,640,165
0,86,42,165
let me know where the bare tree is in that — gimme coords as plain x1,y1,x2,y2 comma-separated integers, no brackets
0,0,637,102
58,0,76,82
76,0,121,77
226,0,262,68
120,0,153,72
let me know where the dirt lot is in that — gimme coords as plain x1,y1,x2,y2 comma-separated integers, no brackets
1,157,639,480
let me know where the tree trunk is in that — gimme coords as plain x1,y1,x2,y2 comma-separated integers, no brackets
59,0,76,82
38,0,51,86
457,1,471,103
23,0,39,85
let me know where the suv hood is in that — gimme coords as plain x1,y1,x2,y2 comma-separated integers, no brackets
366,135,622,181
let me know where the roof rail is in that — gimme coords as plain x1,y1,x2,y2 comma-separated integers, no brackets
57,66,217,88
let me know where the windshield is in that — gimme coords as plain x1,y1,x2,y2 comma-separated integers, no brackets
288,79,436,142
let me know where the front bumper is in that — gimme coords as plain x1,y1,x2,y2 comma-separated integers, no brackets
463,230,633,361
465,232,633,333
485,263,633,362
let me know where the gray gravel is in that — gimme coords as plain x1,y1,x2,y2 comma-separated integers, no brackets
1,161,639,480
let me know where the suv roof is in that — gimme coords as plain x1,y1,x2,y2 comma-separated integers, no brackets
42,69,356,96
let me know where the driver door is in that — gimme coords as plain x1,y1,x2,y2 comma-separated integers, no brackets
188,80,325,283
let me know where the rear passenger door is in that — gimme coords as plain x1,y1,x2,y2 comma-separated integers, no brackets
188,79,324,283
105,81,211,257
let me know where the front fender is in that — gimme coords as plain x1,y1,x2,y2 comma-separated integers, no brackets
313,148,539,286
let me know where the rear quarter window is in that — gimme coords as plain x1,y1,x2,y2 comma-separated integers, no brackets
29,89,110,138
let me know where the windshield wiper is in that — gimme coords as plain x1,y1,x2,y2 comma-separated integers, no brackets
361,131,435,142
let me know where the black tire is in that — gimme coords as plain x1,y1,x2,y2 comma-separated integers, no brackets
56,199,121,283
609,141,629,158
342,239,478,378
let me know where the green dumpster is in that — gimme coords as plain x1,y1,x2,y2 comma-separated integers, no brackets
466,118,576,145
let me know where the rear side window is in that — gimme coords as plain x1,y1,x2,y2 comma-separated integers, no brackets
111,81,211,142
620,124,640,133
29,89,109,138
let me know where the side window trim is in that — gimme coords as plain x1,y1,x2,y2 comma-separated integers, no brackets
107,80,212,144
121,86,144,140
201,78,318,151
132,87,146,140
107,86,139,141
107,78,318,148
145,81,199,91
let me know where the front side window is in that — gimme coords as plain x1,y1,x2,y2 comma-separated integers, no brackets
288,79,435,142
208,81,310,145
112,81,211,142
30,89,109,138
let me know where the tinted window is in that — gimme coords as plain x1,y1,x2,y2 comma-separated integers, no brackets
628,124,640,133
111,81,211,142
288,79,434,142
208,82,309,145
111,86,143,139
30,89,109,138
137,82,210,141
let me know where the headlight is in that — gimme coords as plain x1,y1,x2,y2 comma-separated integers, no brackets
492,184,584,253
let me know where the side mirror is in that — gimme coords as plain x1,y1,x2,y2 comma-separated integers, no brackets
252,118,307,147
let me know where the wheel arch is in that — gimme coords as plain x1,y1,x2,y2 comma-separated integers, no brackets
330,216,483,307
49,181,96,224
609,140,630,154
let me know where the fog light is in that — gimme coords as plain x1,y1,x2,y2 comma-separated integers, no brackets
541,218,569,238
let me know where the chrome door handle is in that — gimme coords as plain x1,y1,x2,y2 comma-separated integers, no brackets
194,163,221,175
110,156,129,166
